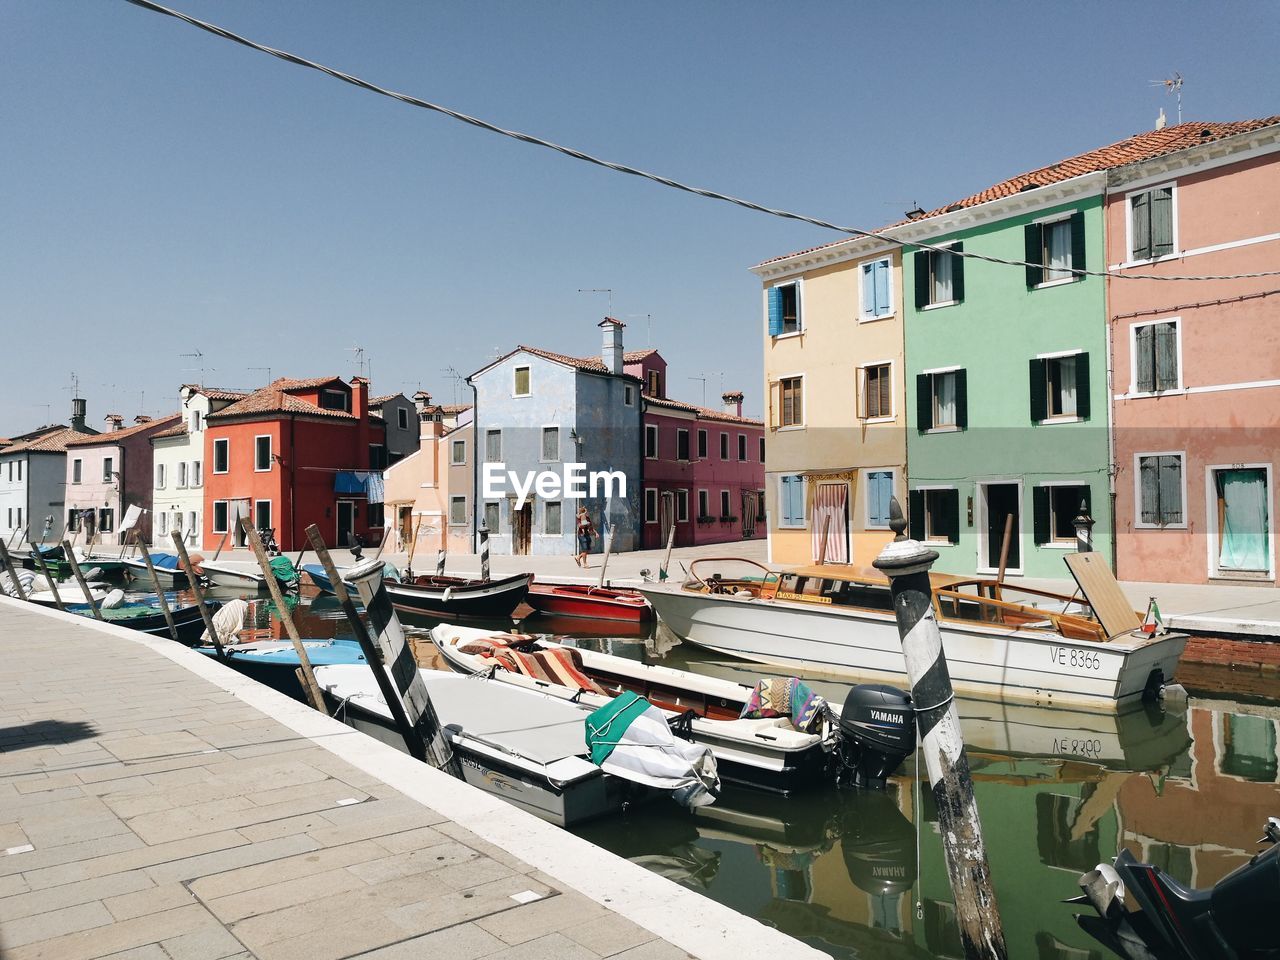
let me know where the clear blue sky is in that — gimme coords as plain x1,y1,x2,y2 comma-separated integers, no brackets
3,1,1276,435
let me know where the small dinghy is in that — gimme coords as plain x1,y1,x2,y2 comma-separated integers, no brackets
195,555,299,592
525,582,653,622
196,639,367,700
314,667,719,826
70,595,217,643
432,625,838,794
384,573,532,619
302,562,399,595
121,553,191,589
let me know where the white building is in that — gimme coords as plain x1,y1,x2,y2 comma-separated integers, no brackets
0,399,97,545
150,386,247,548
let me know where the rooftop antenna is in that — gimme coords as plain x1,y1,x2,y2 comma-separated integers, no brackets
248,366,272,385
624,313,653,347
348,345,368,380
1150,72,1183,125
687,374,707,407
180,349,206,385
579,288,613,313
440,366,466,405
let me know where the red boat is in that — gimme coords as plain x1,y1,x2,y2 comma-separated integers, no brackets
525,582,654,622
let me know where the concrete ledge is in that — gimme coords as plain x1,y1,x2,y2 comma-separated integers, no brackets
1167,615,1280,639
0,595,827,960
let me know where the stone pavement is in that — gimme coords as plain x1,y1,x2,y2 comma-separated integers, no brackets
0,597,827,960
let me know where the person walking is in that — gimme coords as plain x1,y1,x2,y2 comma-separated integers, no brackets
575,505,596,568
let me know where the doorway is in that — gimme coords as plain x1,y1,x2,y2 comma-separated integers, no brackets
1211,467,1271,576
981,482,1021,572
741,490,758,539
511,500,532,555
398,506,413,552
337,500,356,548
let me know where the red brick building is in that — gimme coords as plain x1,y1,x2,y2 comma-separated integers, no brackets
202,376,386,550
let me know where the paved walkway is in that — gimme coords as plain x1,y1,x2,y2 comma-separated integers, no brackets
0,597,826,960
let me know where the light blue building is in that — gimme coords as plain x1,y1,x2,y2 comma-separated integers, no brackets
466,319,643,555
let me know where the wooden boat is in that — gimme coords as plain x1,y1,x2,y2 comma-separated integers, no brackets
122,553,190,589
302,562,399,595
195,556,299,592
61,598,217,643
637,553,1188,710
315,667,688,826
195,639,366,700
525,582,653,622
431,625,835,794
385,572,532,619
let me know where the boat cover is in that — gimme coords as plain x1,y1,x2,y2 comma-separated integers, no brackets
585,692,720,808
149,553,183,570
269,556,299,584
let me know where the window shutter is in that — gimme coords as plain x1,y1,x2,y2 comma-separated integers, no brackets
1029,358,1047,422
1151,187,1173,258
914,251,929,309
875,259,890,315
878,366,891,417
954,368,968,430
861,263,875,317
1069,211,1086,275
767,286,784,337
1131,192,1151,260
1032,486,1051,544
1075,352,1091,420
855,367,866,419
908,490,925,541
916,374,932,432
1024,223,1042,287
1139,458,1159,524
1135,325,1155,392
944,490,961,544
1159,455,1182,524
951,243,965,303
1155,323,1179,391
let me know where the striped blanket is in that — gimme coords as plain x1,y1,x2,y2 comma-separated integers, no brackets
739,678,825,732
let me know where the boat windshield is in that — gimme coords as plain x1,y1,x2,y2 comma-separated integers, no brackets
685,559,779,593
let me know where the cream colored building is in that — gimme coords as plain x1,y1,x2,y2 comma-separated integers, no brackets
751,238,907,568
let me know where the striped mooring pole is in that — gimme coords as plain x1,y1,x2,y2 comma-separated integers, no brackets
873,498,1007,960
436,549,446,576
1072,500,1095,553
478,519,490,581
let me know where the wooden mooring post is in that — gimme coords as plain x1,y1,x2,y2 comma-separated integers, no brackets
135,537,180,642
596,526,614,588
478,519,491,581
0,541,29,601
170,531,225,659
873,498,1007,960
30,545,66,612
62,540,103,620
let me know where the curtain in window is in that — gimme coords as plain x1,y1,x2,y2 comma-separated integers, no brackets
811,482,849,563
1045,221,1072,281
932,252,953,303
935,373,956,426
1057,356,1077,416
1218,469,1269,571
1155,322,1178,390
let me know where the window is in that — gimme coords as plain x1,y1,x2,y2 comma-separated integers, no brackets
646,370,662,397
698,490,710,519
624,384,635,406
757,491,767,521
866,470,895,529
541,427,560,462
451,439,467,465
860,363,893,420
14,508,20,529
1033,485,1091,545
1133,320,1180,393
191,461,202,486
909,489,959,544
676,429,690,462
177,462,187,488
719,432,729,460
157,512,168,536
172,511,183,535
319,388,350,411
1026,213,1084,286
1137,454,1184,527
103,457,114,482
676,489,689,522
5,463,10,481
189,409,202,432
720,490,732,518
1030,353,1090,422
1130,185,1174,261
72,459,82,484
255,435,272,471
187,511,197,536
778,377,803,428
544,501,562,536
860,257,893,319
98,508,114,533
16,461,20,482
737,435,747,461
485,430,501,463
483,501,500,532
255,500,271,533
644,488,658,523
213,439,229,473
759,437,765,462
697,429,708,459
914,244,964,308
397,407,409,430
645,424,658,459
450,496,467,526
767,281,801,336
916,369,967,431
155,463,166,488
67,509,80,533
513,366,531,397
212,501,229,534
779,474,805,528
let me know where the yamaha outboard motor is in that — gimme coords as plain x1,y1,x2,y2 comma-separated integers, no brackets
841,788,917,898
834,684,916,788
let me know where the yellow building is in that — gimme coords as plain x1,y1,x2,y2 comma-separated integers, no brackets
751,237,906,568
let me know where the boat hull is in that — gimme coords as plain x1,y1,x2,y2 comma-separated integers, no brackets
197,640,367,701
196,564,265,590
122,559,189,589
387,574,531,619
638,586,1186,710
526,583,653,622
64,601,213,643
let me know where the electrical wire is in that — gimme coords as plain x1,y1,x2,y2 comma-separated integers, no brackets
121,0,1280,282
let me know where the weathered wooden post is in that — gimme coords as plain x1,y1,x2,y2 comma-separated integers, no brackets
373,525,391,561
212,532,230,561
873,498,1007,960
658,512,677,582
170,531,226,659
0,542,29,601
137,543,180,642
404,515,423,578
596,526,615,588
62,540,103,620
30,545,66,611
478,518,491,581
241,519,324,710
994,513,1014,599
1073,500,1095,554
305,525,431,764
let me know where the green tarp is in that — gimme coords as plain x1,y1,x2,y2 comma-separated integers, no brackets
584,691,652,766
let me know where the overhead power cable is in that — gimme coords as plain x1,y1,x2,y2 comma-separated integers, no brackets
122,0,1280,282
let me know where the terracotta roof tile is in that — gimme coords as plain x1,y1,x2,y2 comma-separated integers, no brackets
441,403,471,416
756,116,1280,267
623,349,659,362
151,422,190,440
271,375,346,391
369,394,400,406
66,414,181,447
645,395,762,425
206,387,356,421
515,345,645,381
181,384,250,401
5,426,100,454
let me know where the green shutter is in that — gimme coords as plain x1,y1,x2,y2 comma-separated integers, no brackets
1029,358,1047,422
913,251,929,309
1069,211,1086,276
1075,352,1091,420
916,374,932,432
954,368,968,430
944,490,961,544
1131,192,1151,260
951,243,965,303
1135,325,1155,392
1032,486,1051,544
1151,187,1174,258
1025,223,1042,287
908,490,925,541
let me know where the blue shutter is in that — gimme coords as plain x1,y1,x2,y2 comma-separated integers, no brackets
767,287,784,337
861,263,874,317
869,472,891,526
874,260,890,316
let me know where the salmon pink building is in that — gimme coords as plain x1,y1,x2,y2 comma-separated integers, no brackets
1107,117,1280,584
202,376,386,551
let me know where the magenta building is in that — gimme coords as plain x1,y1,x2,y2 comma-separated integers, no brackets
627,351,766,549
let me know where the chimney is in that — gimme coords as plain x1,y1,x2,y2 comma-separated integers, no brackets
133,414,152,425
349,376,371,467
722,391,744,418
599,317,625,375
105,414,124,431
413,390,431,416
70,398,87,433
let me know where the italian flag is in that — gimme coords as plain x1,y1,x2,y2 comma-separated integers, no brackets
1142,598,1165,635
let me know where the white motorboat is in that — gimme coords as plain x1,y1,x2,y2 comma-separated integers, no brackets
314,667,718,826
194,560,267,590
121,553,190,589
637,554,1187,711
431,624,837,795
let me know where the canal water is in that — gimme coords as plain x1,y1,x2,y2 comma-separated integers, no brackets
246,591,1279,960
